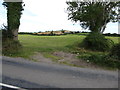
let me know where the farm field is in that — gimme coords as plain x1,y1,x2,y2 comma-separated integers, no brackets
19,34,85,56
18,34,119,56
7,34,119,70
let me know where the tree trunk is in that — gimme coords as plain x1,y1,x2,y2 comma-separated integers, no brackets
12,29,18,41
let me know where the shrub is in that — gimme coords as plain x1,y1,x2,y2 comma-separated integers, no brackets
78,53,120,69
2,39,22,56
1,25,8,40
110,43,120,60
80,32,114,51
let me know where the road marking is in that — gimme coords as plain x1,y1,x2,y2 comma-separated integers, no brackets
0,83,26,90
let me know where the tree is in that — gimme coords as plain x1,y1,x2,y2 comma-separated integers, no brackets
2,1,24,40
66,0,119,51
50,30,54,35
66,0,120,33
61,29,65,33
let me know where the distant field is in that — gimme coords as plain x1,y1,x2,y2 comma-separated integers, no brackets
18,34,84,57
18,34,119,58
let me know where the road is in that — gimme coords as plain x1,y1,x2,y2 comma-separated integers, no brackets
1,56,118,88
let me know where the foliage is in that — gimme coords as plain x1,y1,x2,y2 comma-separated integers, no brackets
50,31,54,35
78,53,120,69
2,39,22,56
66,1,120,33
80,32,114,51
2,1,24,55
110,42,120,60
1,24,8,40
2,2,24,39
18,32,33,35
103,33,120,37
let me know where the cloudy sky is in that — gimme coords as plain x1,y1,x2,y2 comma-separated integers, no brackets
0,0,118,33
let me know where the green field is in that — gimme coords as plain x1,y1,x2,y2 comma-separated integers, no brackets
18,34,84,57
16,34,119,58
3,34,119,69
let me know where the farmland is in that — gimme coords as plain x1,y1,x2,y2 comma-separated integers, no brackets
19,34,85,54
5,34,119,69
18,34,119,54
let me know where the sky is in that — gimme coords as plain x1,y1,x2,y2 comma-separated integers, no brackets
0,0,119,34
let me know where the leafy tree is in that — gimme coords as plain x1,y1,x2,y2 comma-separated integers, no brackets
61,29,65,33
2,1,24,40
66,0,120,51
50,30,54,35
66,1,120,33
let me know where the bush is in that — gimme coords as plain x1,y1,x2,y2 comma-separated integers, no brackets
78,53,120,69
80,32,114,51
2,39,22,56
110,43,120,60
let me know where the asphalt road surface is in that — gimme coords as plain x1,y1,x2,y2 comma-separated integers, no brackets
1,56,118,88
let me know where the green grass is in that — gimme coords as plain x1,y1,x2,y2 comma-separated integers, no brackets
3,34,119,69
6,34,118,58
16,34,85,58
106,36,119,44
